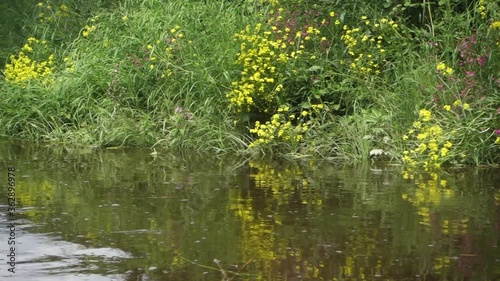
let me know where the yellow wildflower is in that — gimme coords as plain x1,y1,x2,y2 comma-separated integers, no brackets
417,133,428,140
440,180,447,187
419,109,432,122
418,143,427,153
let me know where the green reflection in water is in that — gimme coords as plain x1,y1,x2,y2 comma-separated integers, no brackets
0,140,498,280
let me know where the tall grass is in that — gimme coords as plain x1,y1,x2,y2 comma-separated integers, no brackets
0,0,252,153
0,0,499,165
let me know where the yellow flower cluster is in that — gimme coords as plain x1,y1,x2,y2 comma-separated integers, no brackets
229,5,329,114
259,0,279,5
82,25,97,38
311,103,324,111
478,0,487,19
267,6,327,47
248,103,328,148
249,110,308,148
436,62,453,75
36,1,71,23
491,21,500,29
144,25,183,78
443,100,470,111
340,17,398,76
169,25,183,42
249,103,328,148
402,109,453,171
3,37,54,85
227,23,295,112
63,57,76,73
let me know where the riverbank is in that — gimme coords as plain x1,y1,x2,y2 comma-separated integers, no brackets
1,0,499,165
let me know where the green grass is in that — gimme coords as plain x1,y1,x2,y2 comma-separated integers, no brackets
0,0,499,165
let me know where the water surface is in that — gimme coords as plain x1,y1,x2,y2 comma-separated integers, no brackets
0,140,498,280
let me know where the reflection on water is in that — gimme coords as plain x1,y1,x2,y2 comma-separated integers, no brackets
0,140,498,280
0,215,131,281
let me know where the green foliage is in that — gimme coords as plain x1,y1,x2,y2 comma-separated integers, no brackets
0,0,249,153
0,0,499,165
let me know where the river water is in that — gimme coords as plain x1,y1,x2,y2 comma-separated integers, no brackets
0,140,498,280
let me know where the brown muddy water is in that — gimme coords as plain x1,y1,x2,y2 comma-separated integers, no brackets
0,140,499,281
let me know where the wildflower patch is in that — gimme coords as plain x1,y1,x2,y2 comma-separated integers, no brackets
402,109,453,171
3,37,54,85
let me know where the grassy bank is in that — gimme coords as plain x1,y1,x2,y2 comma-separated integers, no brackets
1,0,499,166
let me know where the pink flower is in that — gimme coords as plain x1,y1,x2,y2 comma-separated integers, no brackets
470,35,476,44
460,88,468,97
498,107,500,114
465,71,475,77
477,56,486,66
495,129,500,135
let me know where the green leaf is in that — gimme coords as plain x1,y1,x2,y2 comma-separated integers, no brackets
301,102,311,109
339,12,346,22
307,65,322,72
312,89,327,99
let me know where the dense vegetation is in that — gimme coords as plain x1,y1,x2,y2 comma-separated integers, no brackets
1,0,499,166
